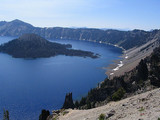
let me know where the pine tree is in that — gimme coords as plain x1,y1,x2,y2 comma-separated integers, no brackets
3,109,9,120
6,110,9,120
137,59,148,81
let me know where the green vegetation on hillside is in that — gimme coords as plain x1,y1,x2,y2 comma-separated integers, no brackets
98,114,106,120
72,45,160,109
112,87,126,101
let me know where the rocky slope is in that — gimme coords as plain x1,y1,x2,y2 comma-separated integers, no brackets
0,20,160,50
107,31,160,78
55,88,160,120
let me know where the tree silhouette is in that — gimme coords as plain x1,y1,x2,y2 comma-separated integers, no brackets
3,109,9,120
137,59,148,81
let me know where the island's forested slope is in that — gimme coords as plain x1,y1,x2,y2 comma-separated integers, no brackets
0,19,160,50
0,34,98,58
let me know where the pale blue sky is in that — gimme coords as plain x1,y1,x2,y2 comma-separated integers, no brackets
0,0,160,30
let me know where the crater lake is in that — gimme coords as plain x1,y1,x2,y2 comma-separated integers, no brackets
0,36,122,120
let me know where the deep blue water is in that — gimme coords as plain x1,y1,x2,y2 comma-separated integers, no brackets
0,36,122,120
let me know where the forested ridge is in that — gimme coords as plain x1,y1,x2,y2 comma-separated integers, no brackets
0,19,160,50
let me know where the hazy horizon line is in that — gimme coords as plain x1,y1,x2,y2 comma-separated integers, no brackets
1,19,159,31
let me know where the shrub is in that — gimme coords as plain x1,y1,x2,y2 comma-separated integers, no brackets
139,107,145,112
98,114,106,120
112,87,126,101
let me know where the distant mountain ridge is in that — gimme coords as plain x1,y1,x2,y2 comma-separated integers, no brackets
0,19,160,50
0,21,7,27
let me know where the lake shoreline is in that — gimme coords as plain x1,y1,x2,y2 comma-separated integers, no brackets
105,52,126,79
105,38,158,79
52,38,126,79
73,39,126,78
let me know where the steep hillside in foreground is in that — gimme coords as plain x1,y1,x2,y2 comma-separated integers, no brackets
0,19,160,50
57,88,160,120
